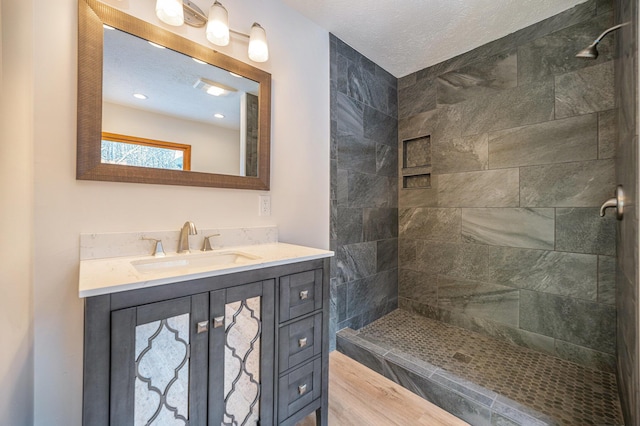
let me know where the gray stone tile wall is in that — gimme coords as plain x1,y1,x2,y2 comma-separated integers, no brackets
461,208,555,250
330,35,398,350
398,2,618,371
487,114,598,169
614,0,638,423
432,133,489,174
598,109,618,159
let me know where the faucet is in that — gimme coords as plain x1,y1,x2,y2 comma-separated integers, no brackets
177,221,198,253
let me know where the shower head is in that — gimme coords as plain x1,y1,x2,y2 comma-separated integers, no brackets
576,22,629,59
576,43,599,59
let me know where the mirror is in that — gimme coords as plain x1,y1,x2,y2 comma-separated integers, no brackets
78,0,271,189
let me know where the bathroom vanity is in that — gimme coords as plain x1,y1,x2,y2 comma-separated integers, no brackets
80,237,332,426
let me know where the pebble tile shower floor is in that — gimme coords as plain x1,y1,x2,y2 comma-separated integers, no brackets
354,310,623,426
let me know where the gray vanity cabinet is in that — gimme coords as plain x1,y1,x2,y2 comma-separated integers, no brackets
276,269,325,426
109,294,210,425
83,258,329,426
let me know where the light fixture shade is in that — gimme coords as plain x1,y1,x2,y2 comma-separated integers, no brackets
156,0,184,26
206,1,230,46
248,23,269,62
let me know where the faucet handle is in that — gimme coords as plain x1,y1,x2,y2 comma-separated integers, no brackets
141,237,166,257
202,234,221,251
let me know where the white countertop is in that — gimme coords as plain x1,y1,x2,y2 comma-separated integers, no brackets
79,243,334,298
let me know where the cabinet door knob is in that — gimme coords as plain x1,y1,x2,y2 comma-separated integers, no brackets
299,290,309,300
298,384,307,395
197,321,209,334
298,337,308,348
213,316,225,329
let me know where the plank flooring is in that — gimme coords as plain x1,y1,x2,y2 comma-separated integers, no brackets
296,351,469,426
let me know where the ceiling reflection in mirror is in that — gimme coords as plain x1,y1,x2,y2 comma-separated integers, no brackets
102,27,260,177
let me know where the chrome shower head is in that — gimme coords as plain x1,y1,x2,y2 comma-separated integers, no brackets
576,22,629,59
576,43,599,59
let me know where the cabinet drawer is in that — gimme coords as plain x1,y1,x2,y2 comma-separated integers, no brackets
279,269,322,322
278,358,322,422
279,313,322,371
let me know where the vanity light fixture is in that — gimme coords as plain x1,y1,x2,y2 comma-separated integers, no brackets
194,77,237,96
155,0,269,63
133,93,148,100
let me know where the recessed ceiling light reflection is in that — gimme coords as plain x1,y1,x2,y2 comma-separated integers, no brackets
148,41,166,49
192,58,207,65
229,72,242,78
214,113,225,119
103,24,115,30
133,93,148,100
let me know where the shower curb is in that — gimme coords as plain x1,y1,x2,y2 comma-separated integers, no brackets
336,328,558,426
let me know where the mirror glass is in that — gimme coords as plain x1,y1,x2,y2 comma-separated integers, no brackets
102,28,260,177
77,0,271,190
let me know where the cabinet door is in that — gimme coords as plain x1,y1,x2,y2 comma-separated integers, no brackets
111,294,209,426
209,280,275,426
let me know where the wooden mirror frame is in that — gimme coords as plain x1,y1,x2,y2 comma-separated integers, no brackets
78,0,271,190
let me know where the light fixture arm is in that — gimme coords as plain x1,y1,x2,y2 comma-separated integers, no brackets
591,22,630,46
178,0,252,38
182,0,207,27
229,28,250,39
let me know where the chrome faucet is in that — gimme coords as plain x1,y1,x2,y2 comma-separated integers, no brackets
177,221,198,253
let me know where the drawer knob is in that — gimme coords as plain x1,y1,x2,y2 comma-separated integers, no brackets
197,321,209,334
298,337,308,348
298,384,307,395
212,316,225,329
299,290,309,300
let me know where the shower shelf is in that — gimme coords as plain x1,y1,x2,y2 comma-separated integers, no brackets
402,166,432,189
402,135,432,189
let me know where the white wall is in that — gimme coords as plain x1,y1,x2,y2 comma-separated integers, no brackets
0,0,35,424
103,102,242,174
29,0,329,424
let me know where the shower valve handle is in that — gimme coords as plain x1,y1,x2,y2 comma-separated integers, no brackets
599,185,624,220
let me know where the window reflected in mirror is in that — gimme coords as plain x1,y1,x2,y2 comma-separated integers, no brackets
101,132,191,171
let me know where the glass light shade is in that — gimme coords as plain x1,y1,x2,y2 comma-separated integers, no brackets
206,2,230,46
156,0,184,26
248,23,269,63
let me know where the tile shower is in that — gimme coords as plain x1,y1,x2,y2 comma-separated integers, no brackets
329,34,399,350
330,0,637,424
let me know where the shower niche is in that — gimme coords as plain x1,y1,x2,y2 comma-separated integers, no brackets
402,135,432,189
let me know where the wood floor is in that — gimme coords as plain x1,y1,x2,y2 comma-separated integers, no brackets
297,352,469,426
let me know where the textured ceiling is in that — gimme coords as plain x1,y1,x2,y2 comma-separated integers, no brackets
282,0,589,77
103,27,259,130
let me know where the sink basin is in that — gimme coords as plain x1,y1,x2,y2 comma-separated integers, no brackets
131,251,261,274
